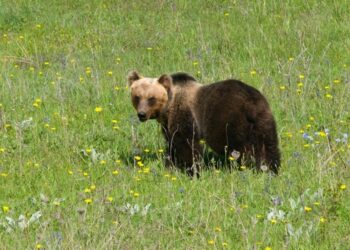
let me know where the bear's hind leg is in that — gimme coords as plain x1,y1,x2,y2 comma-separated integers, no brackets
261,123,280,174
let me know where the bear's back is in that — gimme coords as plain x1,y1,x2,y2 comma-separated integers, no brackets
171,73,197,86
198,79,264,101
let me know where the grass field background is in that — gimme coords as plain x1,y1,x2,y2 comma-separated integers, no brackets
0,0,349,249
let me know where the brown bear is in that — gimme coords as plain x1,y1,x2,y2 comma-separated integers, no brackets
128,71,280,176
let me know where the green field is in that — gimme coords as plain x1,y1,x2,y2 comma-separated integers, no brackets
1,0,349,249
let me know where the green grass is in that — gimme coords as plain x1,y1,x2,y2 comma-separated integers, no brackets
1,0,349,249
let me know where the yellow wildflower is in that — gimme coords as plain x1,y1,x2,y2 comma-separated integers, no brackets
250,70,257,76
208,240,215,245
319,131,327,137
2,206,10,213
95,106,103,112
304,206,312,212
84,198,92,204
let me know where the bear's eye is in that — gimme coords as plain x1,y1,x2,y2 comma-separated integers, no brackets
134,95,140,103
148,97,156,106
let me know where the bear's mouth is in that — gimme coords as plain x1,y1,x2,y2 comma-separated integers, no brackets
139,117,147,122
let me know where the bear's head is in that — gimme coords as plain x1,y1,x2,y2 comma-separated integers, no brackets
128,71,172,122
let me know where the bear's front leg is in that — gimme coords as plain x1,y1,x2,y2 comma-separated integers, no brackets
169,136,202,177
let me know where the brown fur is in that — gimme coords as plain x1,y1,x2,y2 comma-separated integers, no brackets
128,71,280,176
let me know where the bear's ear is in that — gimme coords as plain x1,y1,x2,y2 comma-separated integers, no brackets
128,71,141,86
158,74,173,92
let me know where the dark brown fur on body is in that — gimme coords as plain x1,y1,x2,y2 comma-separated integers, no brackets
194,80,280,173
128,71,280,176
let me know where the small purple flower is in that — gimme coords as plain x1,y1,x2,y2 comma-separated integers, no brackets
303,133,313,141
302,133,309,139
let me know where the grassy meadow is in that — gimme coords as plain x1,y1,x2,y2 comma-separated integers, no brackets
1,0,350,249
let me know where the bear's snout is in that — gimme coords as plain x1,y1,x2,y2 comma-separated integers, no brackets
137,112,147,122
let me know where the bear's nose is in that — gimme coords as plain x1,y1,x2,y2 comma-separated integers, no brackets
137,112,147,121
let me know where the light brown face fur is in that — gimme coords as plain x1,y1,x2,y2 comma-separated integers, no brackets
128,71,171,122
